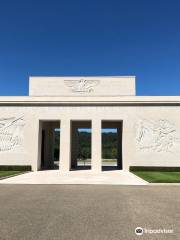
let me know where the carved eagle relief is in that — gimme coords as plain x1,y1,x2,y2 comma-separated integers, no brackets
0,116,25,152
64,79,100,93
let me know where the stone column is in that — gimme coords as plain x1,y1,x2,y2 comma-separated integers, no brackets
122,120,131,171
92,119,102,172
30,119,40,171
60,119,71,172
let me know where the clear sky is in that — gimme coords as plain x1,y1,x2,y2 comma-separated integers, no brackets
0,0,180,96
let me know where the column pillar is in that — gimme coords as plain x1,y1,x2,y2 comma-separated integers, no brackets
92,119,102,172
30,119,40,171
122,120,131,171
59,119,71,172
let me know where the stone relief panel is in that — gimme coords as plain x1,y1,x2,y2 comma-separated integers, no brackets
136,119,180,152
64,79,100,93
0,116,25,152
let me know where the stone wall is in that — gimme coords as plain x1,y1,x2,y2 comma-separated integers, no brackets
0,105,180,171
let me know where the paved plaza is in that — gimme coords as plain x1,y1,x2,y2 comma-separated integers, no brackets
0,170,147,185
0,185,179,240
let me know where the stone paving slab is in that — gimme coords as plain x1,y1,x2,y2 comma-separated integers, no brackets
0,170,147,185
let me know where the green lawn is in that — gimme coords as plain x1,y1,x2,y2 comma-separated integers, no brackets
0,171,23,179
132,171,180,183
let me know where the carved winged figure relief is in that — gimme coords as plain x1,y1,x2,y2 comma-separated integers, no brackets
0,116,25,151
64,79,99,93
136,119,180,152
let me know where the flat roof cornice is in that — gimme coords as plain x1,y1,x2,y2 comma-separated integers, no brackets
0,96,180,106
29,75,136,78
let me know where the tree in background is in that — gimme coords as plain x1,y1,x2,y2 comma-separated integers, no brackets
53,131,118,160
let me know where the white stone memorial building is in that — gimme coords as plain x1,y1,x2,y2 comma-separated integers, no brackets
0,76,180,172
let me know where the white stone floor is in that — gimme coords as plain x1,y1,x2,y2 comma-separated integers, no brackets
0,170,147,185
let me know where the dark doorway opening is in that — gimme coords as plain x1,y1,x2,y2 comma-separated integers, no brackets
40,121,60,170
71,121,91,170
101,121,123,171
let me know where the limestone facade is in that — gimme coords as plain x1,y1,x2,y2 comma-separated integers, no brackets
0,76,180,172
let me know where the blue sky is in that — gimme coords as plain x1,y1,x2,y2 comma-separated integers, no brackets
56,128,117,133
0,0,180,96
78,128,117,133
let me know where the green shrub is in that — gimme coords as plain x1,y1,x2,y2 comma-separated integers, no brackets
130,166,180,172
0,165,31,171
